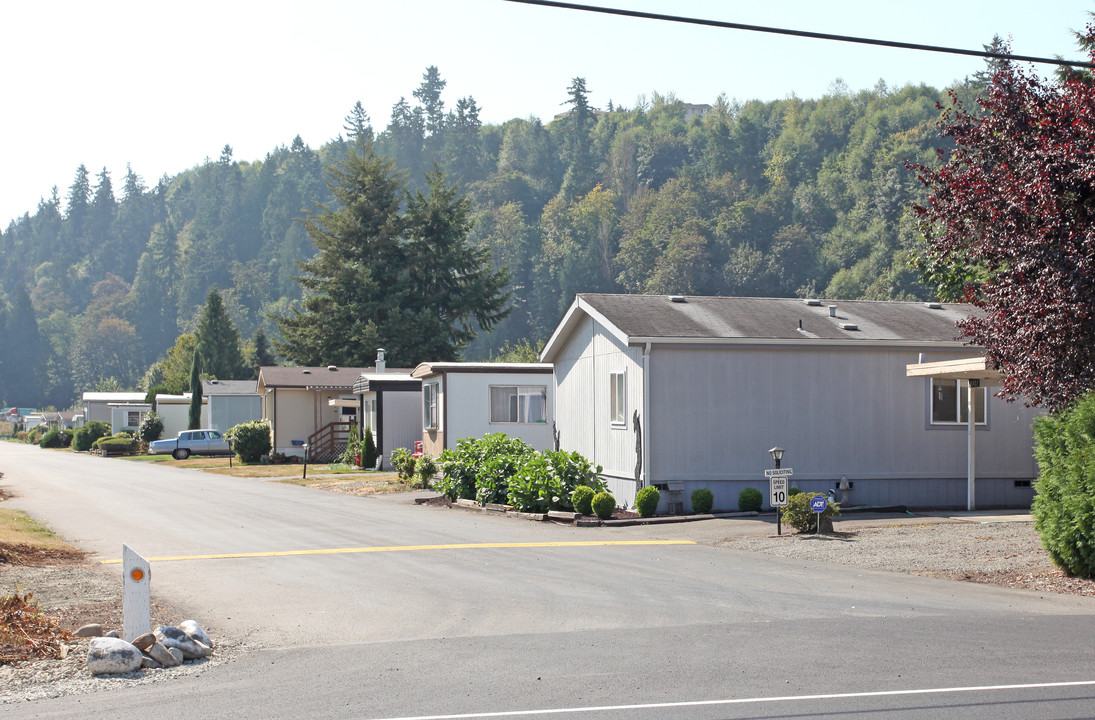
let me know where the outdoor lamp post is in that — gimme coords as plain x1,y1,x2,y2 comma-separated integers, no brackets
769,446,785,536
302,443,309,480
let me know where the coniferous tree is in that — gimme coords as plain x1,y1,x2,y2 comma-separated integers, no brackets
188,348,203,429
4,286,45,405
195,288,247,380
249,327,275,378
273,140,508,367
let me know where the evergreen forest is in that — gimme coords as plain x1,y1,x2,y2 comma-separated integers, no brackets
0,65,997,410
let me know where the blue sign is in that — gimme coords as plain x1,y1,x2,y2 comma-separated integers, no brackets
810,496,828,513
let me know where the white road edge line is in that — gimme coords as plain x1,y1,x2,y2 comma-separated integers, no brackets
367,680,1095,720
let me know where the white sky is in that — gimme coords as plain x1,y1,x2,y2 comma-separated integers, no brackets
2,0,1089,226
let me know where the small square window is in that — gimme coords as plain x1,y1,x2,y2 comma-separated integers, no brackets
930,379,986,426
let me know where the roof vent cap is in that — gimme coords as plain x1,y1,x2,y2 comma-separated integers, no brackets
301,369,312,374
924,302,943,310
668,295,687,303
803,299,822,306
838,322,859,331
828,305,837,318
327,365,338,372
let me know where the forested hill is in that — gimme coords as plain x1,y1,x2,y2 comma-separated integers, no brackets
0,68,988,409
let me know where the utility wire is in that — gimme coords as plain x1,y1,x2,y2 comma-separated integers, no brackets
504,0,1094,69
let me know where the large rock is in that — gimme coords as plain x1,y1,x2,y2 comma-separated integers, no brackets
87,637,142,676
154,626,209,660
146,641,181,668
74,623,103,638
178,620,214,649
131,632,156,651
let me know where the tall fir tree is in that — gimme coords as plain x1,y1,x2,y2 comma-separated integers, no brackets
188,348,203,429
195,287,247,380
273,140,508,367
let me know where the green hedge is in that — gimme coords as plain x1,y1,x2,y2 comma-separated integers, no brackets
73,421,111,452
1033,391,1095,578
435,433,604,511
738,487,763,512
691,488,714,514
635,486,660,518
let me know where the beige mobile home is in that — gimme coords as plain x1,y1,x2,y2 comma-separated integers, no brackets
541,294,1043,512
257,365,372,461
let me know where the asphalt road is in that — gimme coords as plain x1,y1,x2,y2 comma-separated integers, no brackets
3,442,1095,719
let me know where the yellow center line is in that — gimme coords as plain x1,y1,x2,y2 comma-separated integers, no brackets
99,540,695,564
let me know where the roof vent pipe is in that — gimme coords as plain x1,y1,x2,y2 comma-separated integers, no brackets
828,305,837,318
376,348,386,374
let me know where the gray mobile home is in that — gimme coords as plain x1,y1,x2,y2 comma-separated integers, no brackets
540,294,1042,512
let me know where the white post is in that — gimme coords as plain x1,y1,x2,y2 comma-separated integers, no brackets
967,380,976,512
122,544,151,641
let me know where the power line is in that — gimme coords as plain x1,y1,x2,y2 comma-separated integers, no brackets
504,0,1094,69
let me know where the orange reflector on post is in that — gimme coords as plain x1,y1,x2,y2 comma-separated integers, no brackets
130,568,144,582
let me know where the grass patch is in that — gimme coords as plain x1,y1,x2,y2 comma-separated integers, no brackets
0,509,72,551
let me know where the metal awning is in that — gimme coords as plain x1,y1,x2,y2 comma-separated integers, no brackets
906,356,1003,511
327,398,359,408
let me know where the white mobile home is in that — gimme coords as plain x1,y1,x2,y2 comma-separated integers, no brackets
410,363,555,457
203,379,262,433
540,294,1043,512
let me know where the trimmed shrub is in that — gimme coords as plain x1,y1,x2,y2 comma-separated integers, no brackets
1033,391,1095,577
339,425,361,465
362,427,378,469
738,487,763,512
39,428,66,448
635,485,660,518
94,433,138,455
780,492,840,533
572,485,596,515
691,488,714,514
788,486,803,496
229,421,272,463
73,421,111,452
137,412,164,444
591,491,616,520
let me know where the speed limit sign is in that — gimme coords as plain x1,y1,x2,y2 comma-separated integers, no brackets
769,476,788,507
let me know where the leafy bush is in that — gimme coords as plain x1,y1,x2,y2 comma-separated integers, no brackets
472,434,536,506
738,487,763,512
362,427,378,469
94,433,138,454
391,447,416,481
26,426,44,444
634,485,660,518
691,488,714,514
137,412,164,444
436,437,481,500
542,449,604,506
73,421,111,452
572,485,596,515
414,453,438,489
507,453,556,512
228,421,272,463
591,491,616,520
1033,391,1095,577
788,486,803,496
39,428,66,448
780,492,840,533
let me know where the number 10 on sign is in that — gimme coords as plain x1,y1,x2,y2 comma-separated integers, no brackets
770,476,788,507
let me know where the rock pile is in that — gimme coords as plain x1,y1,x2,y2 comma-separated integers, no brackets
79,621,214,676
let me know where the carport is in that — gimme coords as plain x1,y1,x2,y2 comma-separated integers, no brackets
906,357,1005,511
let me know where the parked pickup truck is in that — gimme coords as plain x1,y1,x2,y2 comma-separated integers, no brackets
149,429,232,460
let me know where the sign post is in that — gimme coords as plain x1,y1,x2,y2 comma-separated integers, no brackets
122,544,151,642
810,495,828,535
769,475,788,536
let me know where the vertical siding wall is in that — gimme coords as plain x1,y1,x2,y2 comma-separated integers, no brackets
646,345,1041,510
382,391,422,460
445,373,555,450
553,316,644,506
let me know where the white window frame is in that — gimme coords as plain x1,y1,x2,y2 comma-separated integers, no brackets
127,410,142,427
930,378,987,426
609,371,626,426
489,385,548,424
423,382,439,431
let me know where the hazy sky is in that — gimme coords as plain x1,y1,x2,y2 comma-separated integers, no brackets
2,0,1090,226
